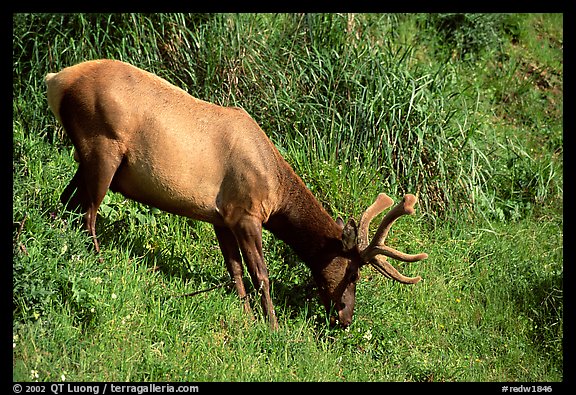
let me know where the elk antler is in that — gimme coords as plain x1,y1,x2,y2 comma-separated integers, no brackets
358,193,428,284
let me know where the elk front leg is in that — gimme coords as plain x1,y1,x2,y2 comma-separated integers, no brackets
231,216,278,330
214,225,253,318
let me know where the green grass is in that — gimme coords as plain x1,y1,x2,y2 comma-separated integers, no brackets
13,13,562,382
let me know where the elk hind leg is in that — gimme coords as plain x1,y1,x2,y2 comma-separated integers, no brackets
74,144,123,254
61,167,87,213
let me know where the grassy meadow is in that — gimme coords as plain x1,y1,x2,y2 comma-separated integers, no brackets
13,13,563,382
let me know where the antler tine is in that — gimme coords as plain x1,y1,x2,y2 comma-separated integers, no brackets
370,256,422,284
359,193,428,284
364,245,429,263
357,193,394,251
368,194,419,251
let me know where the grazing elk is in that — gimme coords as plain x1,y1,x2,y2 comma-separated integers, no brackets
45,59,428,329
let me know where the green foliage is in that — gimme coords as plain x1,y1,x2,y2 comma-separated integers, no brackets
13,13,562,381
13,13,562,221
421,13,521,60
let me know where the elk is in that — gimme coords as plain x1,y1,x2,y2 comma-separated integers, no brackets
45,59,428,329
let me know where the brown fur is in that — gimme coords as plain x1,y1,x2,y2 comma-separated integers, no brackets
46,59,427,329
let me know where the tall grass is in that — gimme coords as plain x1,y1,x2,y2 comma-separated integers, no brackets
13,13,562,220
13,13,562,382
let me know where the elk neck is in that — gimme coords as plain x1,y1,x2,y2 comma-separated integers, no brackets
263,167,344,270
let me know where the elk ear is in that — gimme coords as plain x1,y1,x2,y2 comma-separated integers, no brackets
336,216,345,229
341,218,358,252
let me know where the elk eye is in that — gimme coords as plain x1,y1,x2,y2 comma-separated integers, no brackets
349,271,359,282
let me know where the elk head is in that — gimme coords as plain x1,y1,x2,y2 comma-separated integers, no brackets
314,193,429,327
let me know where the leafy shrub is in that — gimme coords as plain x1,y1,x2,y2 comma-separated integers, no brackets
422,13,521,60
